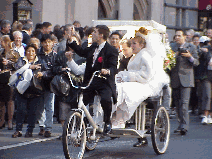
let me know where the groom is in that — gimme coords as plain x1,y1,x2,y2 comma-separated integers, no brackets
67,25,118,134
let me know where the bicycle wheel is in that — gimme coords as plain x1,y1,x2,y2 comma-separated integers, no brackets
62,111,86,159
85,128,100,151
151,106,170,155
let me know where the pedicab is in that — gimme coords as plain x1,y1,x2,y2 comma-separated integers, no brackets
62,20,170,159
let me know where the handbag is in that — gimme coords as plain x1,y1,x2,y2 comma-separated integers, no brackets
8,63,30,87
50,74,70,96
16,69,33,94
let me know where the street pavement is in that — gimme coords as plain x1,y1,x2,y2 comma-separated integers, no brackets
1,113,212,159
0,123,62,150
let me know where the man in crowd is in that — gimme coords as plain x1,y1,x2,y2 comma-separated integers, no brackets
67,25,119,135
0,20,11,38
109,31,122,51
170,29,199,135
57,24,74,52
186,29,195,43
22,23,33,45
41,22,52,35
36,34,56,137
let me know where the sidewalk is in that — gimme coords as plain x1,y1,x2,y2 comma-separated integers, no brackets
0,123,62,150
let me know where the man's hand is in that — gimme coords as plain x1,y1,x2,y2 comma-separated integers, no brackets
36,72,43,79
62,67,68,71
101,69,110,75
67,25,75,42
181,50,192,58
29,64,41,70
65,51,73,61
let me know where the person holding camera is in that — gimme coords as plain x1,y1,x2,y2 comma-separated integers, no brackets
170,30,199,135
193,35,212,124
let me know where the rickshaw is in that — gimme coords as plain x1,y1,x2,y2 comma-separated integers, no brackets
62,20,170,159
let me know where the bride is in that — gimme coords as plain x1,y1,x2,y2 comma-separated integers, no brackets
111,27,170,129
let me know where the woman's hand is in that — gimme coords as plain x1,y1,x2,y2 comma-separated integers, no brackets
65,51,73,61
36,72,43,79
29,64,41,70
116,76,122,83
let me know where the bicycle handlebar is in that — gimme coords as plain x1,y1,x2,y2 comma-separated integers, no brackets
65,68,106,90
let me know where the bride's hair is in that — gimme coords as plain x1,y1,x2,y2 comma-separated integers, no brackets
136,27,148,36
131,27,149,48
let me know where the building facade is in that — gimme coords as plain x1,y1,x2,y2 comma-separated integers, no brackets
0,0,211,40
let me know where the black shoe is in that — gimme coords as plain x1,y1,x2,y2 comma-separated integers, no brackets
8,127,13,130
133,138,148,147
25,131,33,138
38,128,45,136
180,128,187,135
44,131,51,137
12,131,22,138
103,123,111,135
174,127,181,133
0,123,5,129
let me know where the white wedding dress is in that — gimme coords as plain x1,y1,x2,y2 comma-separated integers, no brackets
111,32,170,128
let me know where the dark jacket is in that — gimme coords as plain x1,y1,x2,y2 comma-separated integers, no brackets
194,45,211,80
118,55,132,72
53,51,81,105
14,56,44,98
68,41,119,104
22,31,30,45
37,47,57,91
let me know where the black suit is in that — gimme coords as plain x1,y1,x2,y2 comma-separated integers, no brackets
170,42,199,131
68,41,118,123
22,31,30,45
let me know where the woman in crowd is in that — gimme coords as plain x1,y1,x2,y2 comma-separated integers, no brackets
112,27,169,147
12,44,43,138
28,37,41,51
0,35,19,130
12,31,26,57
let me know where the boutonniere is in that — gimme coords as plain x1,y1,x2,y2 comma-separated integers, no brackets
98,56,103,63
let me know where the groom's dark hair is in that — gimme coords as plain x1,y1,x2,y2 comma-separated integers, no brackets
96,25,110,40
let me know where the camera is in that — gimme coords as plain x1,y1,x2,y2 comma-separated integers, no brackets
178,48,187,54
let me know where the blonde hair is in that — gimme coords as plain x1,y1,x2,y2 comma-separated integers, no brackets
28,37,40,49
1,35,12,50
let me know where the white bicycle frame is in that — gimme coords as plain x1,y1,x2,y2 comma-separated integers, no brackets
66,70,104,140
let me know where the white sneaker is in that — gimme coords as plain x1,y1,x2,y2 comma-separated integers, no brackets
208,115,212,124
201,116,208,125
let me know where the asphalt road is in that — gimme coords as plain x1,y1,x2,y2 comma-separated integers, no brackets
1,114,212,159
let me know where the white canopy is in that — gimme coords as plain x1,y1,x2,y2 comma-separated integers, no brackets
92,20,166,39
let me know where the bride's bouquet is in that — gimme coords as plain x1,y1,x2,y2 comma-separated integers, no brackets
163,44,176,72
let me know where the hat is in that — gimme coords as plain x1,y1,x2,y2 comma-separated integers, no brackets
199,36,210,43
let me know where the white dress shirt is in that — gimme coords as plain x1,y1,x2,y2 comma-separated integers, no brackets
92,41,106,67
66,60,86,75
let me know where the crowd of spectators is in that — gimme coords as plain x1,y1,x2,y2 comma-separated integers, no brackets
0,18,212,138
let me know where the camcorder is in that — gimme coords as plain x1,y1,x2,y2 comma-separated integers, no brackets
178,48,188,54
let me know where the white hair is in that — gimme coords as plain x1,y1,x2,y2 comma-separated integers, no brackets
13,31,23,39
